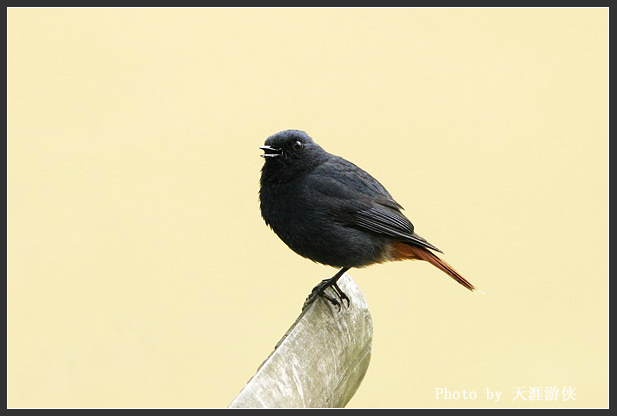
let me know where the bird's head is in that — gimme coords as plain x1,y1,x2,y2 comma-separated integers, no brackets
260,130,328,180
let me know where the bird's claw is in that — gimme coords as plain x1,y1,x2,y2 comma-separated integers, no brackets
302,278,351,311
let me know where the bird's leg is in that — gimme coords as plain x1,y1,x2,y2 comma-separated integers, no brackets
303,267,351,311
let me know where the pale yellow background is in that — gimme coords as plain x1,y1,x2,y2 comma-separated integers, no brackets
8,8,608,408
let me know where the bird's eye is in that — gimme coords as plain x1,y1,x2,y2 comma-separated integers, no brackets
293,140,303,150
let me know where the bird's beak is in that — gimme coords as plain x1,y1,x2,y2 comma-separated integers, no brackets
260,145,282,158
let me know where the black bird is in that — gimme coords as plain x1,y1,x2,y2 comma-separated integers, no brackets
259,129,475,309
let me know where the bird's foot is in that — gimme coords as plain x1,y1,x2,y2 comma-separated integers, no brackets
303,278,351,311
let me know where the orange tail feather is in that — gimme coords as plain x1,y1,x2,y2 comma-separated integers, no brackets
391,242,475,291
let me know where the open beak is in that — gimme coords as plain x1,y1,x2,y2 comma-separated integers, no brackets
260,145,282,158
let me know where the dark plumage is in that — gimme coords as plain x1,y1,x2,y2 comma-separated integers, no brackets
259,129,474,308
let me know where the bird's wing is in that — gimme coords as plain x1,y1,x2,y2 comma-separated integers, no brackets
312,156,401,205
309,159,442,252
353,205,442,252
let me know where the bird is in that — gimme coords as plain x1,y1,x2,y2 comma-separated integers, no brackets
258,129,475,309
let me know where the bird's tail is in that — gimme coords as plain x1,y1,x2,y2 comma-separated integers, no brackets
391,241,476,291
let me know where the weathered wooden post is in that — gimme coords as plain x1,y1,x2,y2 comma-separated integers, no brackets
229,273,373,408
